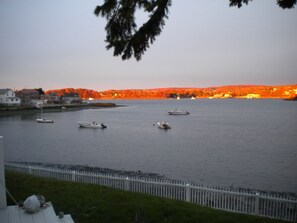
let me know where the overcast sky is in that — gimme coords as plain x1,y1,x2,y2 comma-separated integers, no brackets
1,0,296,91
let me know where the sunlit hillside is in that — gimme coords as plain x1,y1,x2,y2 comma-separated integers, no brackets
46,85,297,100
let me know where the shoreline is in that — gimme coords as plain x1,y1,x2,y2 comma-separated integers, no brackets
8,161,297,198
0,102,120,116
9,161,168,180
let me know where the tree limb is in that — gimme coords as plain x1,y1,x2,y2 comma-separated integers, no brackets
95,0,295,61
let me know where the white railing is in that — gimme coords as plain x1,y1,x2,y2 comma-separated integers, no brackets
5,162,297,221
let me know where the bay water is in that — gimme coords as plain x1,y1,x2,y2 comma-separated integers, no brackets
0,99,296,193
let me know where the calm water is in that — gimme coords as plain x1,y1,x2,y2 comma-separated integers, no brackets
1,99,297,193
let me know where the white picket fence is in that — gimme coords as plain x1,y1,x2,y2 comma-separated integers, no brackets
5,162,297,221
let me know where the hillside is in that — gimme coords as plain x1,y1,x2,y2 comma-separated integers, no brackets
45,84,297,100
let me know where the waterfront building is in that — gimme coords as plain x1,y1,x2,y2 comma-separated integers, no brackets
15,89,41,105
0,88,21,106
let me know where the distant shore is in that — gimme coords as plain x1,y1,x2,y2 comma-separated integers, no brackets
46,84,297,100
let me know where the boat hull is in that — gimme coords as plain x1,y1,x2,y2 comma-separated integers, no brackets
157,122,171,130
36,118,54,123
168,110,190,115
78,121,106,129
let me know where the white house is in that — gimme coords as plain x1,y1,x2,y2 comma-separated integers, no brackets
0,88,21,106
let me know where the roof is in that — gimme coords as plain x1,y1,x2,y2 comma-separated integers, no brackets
0,89,12,95
18,89,39,94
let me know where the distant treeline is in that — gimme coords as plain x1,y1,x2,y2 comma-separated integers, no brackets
46,84,297,100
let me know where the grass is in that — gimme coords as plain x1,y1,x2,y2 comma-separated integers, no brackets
5,170,287,223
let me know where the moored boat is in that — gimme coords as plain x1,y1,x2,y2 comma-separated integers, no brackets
36,118,54,123
36,103,55,123
78,121,107,129
168,109,190,115
157,122,171,130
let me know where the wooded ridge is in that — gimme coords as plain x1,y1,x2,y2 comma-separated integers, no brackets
46,84,297,100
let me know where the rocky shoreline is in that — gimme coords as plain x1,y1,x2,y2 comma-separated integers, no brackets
10,161,168,180
8,161,297,198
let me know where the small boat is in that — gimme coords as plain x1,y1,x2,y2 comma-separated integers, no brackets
168,109,190,115
157,122,171,130
78,121,107,129
36,118,54,123
36,103,55,123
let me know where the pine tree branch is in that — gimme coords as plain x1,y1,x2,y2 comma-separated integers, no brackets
94,0,171,61
95,0,295,61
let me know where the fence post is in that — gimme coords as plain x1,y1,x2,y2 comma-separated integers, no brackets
186,183,191,202
0,136,7,208
28,166,32,175
72,171,76,182
255,192,260,215
124,177,130,191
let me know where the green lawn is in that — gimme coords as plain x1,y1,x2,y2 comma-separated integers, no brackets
5,170,287,223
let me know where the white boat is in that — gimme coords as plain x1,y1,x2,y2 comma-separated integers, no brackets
157,122,171,130
78,121,107,129
36,118,54,123
36,103,55,123
168,109,190,115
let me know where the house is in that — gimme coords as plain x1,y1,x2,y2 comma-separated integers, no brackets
43,92,62,104
246,94,261,99
62,93,82,104
15,89,40,105
0,89,21,106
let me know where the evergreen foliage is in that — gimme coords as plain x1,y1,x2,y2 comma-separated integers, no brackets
229,0,296,8
94,0,171,61
95,0,296,61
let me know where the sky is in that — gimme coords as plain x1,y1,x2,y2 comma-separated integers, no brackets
0,0,296,91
